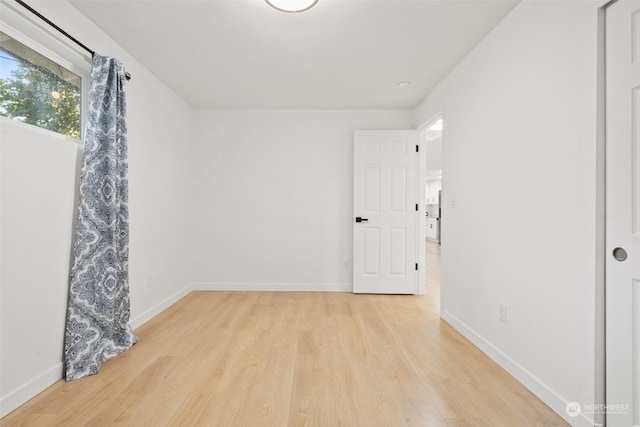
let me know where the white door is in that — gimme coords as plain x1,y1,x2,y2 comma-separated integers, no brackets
353,130,417,294
606,1,640,425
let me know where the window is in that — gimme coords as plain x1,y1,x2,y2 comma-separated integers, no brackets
0,31,81,139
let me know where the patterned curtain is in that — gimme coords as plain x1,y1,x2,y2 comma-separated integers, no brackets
64,55,136,381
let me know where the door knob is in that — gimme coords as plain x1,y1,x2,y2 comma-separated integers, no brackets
613,247,628,262
355,217,369,223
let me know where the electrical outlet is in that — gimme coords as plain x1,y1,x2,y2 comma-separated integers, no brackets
499,304,507,323
343,259,352,270
146,273,153,288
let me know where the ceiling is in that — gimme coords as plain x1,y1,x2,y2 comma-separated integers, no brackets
70,0,518,110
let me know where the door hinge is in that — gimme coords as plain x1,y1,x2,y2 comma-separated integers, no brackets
415,263,419,271
416,203,418,211
416,145,419,153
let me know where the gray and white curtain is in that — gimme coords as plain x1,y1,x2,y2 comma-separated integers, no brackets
64,55,136,381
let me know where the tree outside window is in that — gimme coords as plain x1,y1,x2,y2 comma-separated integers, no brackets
0,32,81,139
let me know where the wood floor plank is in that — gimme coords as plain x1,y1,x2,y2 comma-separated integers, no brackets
0,242,568,426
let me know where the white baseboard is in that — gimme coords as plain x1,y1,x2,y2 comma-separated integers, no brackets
0,285,191,419
441,311,597,427
0,362,63,418
191,282,352,293
130,284,192,329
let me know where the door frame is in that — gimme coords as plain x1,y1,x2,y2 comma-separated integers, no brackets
416,114,443,296
595,3,608,427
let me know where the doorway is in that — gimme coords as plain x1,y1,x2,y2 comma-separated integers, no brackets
418,115,443,297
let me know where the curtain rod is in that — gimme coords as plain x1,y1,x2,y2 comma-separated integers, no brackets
14,0,132,80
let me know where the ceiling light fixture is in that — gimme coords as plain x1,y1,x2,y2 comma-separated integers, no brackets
265,0,319,13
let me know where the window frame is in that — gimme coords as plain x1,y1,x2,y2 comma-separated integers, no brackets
0,1,91,142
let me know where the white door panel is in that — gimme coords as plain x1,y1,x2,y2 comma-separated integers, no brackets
353,130,417,294
606,1,640,425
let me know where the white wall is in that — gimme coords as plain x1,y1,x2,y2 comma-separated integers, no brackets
193,110,412,291
0,0,196,416
413,1,602,426
0,0,607,423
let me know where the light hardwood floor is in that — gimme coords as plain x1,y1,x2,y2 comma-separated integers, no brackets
1,241,568,426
